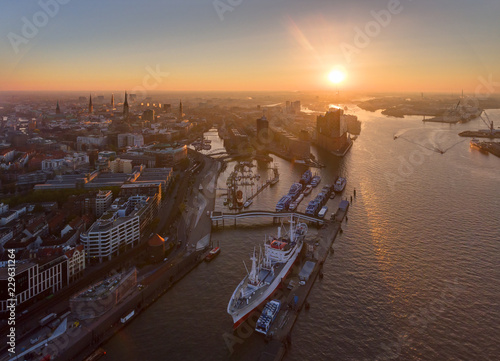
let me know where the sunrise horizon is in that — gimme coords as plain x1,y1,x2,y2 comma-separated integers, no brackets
2,1,499,95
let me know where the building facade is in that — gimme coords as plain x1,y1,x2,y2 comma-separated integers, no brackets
316,107,350,155
0,256,68,313
95,190,113,217
118,133,144,148
80,195,158,263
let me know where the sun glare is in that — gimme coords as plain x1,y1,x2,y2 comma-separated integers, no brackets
328,69,346,84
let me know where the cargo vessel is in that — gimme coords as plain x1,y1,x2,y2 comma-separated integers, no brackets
227,217,308,328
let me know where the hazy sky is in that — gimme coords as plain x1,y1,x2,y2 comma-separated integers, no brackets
1,0,499,93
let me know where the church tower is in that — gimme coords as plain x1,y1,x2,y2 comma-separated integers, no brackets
179,99,183,121
56,100,61,114
123,91,129,120
89,94,93,114
111,93,115,108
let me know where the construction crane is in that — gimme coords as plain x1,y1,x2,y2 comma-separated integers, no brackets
480,111,494,135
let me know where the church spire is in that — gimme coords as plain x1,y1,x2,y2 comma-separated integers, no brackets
56,100,61,114
179,99,183,121
111,93,115,108
123,91,129,119
89,94,93,114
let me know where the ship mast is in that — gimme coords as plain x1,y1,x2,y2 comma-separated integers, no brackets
249,248,258,285
290,215,295,243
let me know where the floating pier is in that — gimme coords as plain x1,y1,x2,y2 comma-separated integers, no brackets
227,203,350,361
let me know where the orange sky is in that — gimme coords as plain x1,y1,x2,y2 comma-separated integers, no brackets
1,0,499,94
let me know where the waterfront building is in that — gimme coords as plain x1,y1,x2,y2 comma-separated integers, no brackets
80,195,158,263
0,254,68,313
316,107,352,156
272,127,310,159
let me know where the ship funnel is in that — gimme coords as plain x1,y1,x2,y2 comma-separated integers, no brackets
277,227,281,238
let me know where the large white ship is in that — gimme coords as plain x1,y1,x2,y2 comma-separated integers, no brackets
227,216,308,328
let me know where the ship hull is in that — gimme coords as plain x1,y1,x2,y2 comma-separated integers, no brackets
228,243,302,328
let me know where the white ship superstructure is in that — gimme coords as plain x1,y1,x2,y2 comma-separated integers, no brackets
227,217,308,328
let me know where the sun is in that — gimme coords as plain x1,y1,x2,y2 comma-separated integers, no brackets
328,69,346,84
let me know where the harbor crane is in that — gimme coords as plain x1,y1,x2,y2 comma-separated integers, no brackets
480,111,494,135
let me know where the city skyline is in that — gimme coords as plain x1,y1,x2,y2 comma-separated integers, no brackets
1,0,500,93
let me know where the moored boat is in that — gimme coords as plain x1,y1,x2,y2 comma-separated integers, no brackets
333,177,346,193
288,182,303,199
318,206,328,219
205,247,221,262
227,217,308,329
303,184,313,195
470,138,481,150
300,169,312,185
276,195,292,212
311,175,321,187
255,300,281,335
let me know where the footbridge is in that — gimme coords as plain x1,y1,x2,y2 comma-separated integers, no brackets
210,210,326,227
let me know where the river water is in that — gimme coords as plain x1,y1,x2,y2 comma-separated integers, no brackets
104,108,500,360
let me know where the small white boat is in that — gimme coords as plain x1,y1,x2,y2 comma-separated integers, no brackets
311,175,321,187
318,206,328,219
243,199,253,208
333,177,346,193
303,185,313,195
